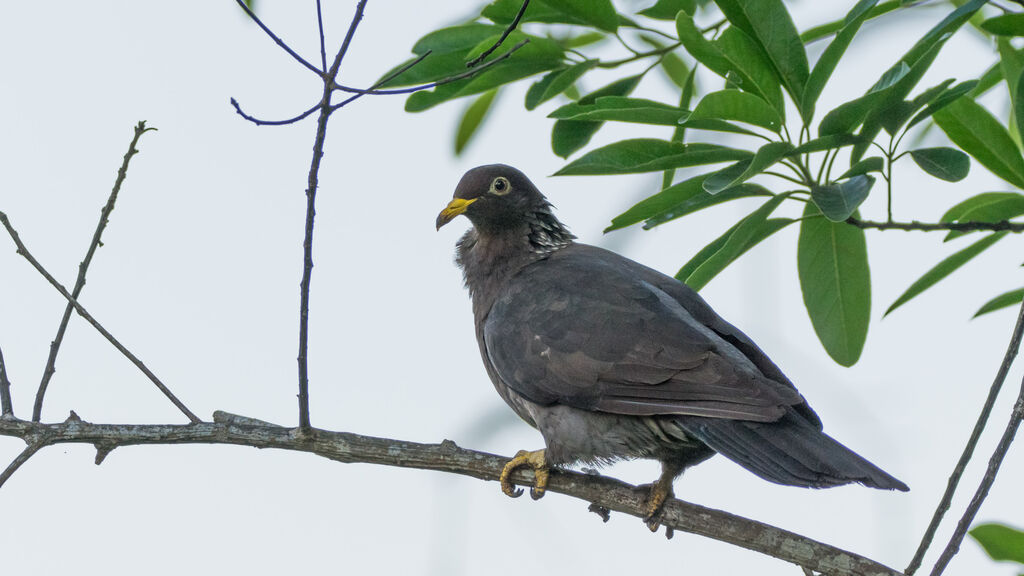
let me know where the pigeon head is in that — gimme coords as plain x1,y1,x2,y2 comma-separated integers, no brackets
436,164,550,232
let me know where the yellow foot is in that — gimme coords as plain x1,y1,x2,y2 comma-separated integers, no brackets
644,462,682,532
500,449,549,500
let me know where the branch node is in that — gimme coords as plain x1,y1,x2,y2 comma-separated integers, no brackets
94,443,115,465
588,502,611,523
65,410,81,424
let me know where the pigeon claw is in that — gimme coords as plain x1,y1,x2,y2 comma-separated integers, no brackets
500,449,549,500
643,476,674,532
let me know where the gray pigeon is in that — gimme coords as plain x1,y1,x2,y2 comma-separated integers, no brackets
436,164,908,525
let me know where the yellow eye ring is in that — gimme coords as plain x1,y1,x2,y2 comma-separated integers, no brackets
490,176,511,195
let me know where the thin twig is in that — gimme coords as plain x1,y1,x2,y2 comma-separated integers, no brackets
330,40,528,105
928,313,1024,575
847,217,1024,233
32,121,155,423
0,442,44,489
0,345,12,417
466,0,529,68
905,300,1024,574
0,212,200,424
0,411,903,576
230,99,320,126
315,0,327,73
233,0,323,76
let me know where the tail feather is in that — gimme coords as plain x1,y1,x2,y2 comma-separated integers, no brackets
678,410,909,492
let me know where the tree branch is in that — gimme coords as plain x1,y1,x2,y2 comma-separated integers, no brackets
233,0,323,76
0,411,903,576
0,344,12,417
905,299,1024,574
846,217,1024,233
929,353,1024,575
230,99,320,126
32,121,155,422
0,211,200,423
465,0,529,68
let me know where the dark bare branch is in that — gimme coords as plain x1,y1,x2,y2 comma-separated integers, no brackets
465,0,530,68
0,411,903,576
32,121,155,422
906,300,1024,574
230,98,320,126
846,217,1024,233
929,364,1024,574
331,40,529,107
315,0,327,73
234,0,323,76
0,212,200,423
0,344,12,417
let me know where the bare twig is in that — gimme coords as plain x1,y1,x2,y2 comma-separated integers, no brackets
330,40,528,105
846,217,1024,233
233,0,323,76
465,0,529,68
0,442,44,489
230,99,320,126
0,344,12,417
32,121,155,423
315,0,327,73
0,212,200,424
0,411,903,576
929,341,1024,574
906,300,1024,574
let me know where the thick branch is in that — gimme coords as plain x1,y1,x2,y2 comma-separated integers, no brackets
846,217,1024,233
33,121,154,422
906,299,1024,574
0,412,902,576
0,212,200,423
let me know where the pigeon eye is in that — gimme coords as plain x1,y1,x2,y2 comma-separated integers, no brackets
490,176,510,195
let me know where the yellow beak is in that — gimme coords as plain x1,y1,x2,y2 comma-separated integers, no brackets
436,197,477,230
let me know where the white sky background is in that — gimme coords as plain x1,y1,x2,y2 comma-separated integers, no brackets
0,1,1022,574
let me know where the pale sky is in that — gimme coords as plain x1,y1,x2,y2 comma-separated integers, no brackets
0,2,1021,575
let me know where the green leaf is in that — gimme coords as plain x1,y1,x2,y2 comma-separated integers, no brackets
455,89,499,155
643,184,773,229
543,0,618,32
379,25,509,87
970,523,1024,563
798,204,871,366
554,139,751,175
909,147,970,182
941,192,1024,241
1016,63,1024,152
819,61,910,135
637,36,690,88
802,0,878,121
638,0,696,19
680,195,794,290
886,232,1008,316
483,0,589,26
605,174,770,231
550,96,685,125
551,75,642,158
974,288,1024,318
525,61,596,110
799,1,899,44
676,13,784,112
907,79,978,129
839,157,885,179
561,31,607,49
662,69,698,190
703,141,794,194
714,0,809,106
689,89,783,132
981,14,1024,36
934,98,1024,188
788,133,863,156
404,32,565,111
848,0,984,161
811,175,875,221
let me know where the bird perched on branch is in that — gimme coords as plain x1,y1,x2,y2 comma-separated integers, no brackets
436,164,908,527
